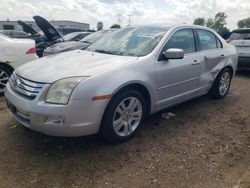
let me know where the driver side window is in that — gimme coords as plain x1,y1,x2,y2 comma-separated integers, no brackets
163,29,196,54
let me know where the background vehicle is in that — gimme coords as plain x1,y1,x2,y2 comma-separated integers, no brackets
0,34,37,95
17,20,47,44
43,29,113,56
56,27,87,35
33,15,64,57
62,31,91,42
228,28,250,69
0,30,29,38
5,25,237,142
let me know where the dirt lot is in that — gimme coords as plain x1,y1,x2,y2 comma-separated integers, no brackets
0,71,249,188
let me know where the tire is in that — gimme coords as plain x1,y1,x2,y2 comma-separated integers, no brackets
100,90,146,143
0,65,13,96
210,68,232,99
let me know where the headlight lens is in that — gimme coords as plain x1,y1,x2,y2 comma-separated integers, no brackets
46,77,88,104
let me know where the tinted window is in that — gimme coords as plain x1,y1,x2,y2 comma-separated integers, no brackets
164,29,195,54
197,30,217,50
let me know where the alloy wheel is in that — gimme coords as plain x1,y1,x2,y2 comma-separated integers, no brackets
0,69,9,93
219,71,230,96
113,97,143,137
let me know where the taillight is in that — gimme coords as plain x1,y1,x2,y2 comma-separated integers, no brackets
25,47,36,54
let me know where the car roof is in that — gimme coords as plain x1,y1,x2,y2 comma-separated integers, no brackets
232,28,250,33
128,24,214,31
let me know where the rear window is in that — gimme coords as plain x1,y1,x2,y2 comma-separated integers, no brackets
229,30,250,40
197,30,217,50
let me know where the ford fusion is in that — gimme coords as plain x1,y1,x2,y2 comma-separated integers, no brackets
5,25,237,142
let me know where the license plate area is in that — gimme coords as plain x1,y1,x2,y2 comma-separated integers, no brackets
6,100,30,122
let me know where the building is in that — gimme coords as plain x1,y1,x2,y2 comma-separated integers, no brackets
0,20,90,32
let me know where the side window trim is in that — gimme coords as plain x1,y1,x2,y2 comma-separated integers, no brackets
216,38,223,48
193,29,200,52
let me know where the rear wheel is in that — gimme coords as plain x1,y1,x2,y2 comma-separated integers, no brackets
211,68,232,99
0,65,12,96
101,90,146,143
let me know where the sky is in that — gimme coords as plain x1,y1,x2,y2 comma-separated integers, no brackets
0,0,249,30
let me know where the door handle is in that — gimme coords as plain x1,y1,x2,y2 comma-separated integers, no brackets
191,60,200,65
221,54,225,57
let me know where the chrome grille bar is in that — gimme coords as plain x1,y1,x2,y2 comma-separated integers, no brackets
9,72,45,99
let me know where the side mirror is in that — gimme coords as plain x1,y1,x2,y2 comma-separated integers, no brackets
163,48,184,59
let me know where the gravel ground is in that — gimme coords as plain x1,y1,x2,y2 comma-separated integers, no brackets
0,71,249,188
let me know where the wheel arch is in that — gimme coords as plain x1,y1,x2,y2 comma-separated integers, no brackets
217,65,234,78
0,62,14,73
112,83,152,115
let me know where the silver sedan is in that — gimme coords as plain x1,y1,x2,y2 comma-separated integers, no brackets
5,25,238,142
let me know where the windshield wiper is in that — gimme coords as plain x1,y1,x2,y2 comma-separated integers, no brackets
81,40,91,44
94,49,114,54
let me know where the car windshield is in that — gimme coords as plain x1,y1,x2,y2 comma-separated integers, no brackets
87,27,167,57
63,32,81,41
80,30,112,44
229,30,250,40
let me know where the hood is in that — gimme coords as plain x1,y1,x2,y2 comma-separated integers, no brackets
17,20,38,35
33,15,63,41
16,50,138,83
44,41,89,54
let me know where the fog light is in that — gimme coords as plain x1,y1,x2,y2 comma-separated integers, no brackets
44,116,64,125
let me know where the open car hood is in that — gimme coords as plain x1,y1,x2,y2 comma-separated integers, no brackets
33,15,63,41
17,20,38,35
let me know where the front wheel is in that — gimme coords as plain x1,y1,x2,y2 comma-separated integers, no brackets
211,68,232,99
0,65,12,96
100,90,146,143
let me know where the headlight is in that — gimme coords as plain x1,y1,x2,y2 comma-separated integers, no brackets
46,77,88,105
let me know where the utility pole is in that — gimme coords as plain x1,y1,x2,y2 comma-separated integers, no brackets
128,14,132,26
117,14,122,27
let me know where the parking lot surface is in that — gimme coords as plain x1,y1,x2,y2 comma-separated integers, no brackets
0,71,249,188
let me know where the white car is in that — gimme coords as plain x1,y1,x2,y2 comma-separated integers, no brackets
228,28,250,69
5,25,237,142
0,33,38,95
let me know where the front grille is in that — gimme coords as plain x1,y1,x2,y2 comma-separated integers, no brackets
9,72,45,99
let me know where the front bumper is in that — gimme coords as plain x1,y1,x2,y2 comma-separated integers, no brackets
4,83,108,137
238,56,250,69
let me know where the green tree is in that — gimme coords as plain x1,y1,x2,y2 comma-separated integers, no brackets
238,17,250,28
97,21,103,31
213,12,227,34
193,17,205,26
206,18,214,29
110,24,121,29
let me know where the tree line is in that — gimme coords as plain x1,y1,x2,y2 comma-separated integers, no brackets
193,12,250,38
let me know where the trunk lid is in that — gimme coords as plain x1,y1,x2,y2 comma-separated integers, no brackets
33,15,63,41
17,20,38,35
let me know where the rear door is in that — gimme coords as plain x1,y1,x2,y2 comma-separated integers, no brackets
195,29,226,93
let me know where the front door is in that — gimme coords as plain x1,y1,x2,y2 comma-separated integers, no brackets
155,28,202,110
